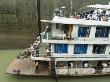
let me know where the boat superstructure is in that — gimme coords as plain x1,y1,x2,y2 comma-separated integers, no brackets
7,2,110,76
31,2,110,76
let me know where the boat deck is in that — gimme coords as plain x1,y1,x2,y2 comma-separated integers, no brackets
6,57,49,76
6,57,110,76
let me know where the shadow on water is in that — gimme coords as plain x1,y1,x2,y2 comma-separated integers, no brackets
7,74,110,82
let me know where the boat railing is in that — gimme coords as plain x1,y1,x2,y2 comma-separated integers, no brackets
55,67,110,75
31,53,51,58
56,67,95,75
42,33,110,41
80,10,110,22
41,32,66,40
31,54,51,61
76,38,110,41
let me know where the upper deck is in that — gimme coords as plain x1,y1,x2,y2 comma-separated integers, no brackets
41,17,110,44
41,3,110,44
31,3,110,60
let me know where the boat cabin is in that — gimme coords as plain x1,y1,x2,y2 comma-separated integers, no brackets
31,2,110,76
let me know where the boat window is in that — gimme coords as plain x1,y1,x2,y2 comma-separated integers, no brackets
56,24,62,29
56,24,67,33
95,27,110,38
78,26,91,37
92,44,106,54
54,44,68,53
74,44,88,54
56,24,66,29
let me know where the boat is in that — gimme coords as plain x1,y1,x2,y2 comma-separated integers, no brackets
7,2,110,77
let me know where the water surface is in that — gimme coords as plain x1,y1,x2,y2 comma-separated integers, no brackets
0,49,110,82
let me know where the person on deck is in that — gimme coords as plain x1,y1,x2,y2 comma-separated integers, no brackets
84,62,89,68
102,62,108,68
69,62,74,68
35,61,39,73
46,48,51,56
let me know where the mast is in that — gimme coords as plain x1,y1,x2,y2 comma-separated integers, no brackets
36,0,41,38
70,0,73,17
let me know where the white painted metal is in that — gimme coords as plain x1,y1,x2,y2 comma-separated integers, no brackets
52,54,110,58
55,58,110,61
68,45,74,55
41,20,52,23
89,26,96,38
69,68,95,75
51,24,66,38
71,25,79,39
39,2,110,76
87,4,110,9
56,68,95,75
31,55,50,61
105,45,110,55
56,68,68,75
102,68,110,73
87,45,93,55
52,16,110,26
42,38,110,44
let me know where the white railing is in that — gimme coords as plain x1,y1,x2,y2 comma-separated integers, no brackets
56,68,96,75
42,37,110,44
41,32,110,43
51,54,110,58
43,35,110,41
102,67,110,73
56,67,110,75
31,54,51,61
42,32,66,40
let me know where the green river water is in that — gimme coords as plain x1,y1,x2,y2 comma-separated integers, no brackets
0,49,110,82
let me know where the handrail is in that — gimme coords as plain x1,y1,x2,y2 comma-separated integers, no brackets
42,32,110,41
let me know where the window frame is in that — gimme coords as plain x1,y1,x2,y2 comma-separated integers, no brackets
54,44,68,54
78,26,91,37
95,26,110,38
92,44,107,54
74,44,88,54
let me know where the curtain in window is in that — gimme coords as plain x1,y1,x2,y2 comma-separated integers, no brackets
78,27,90,37
95,27,110,37
54,44,68,53
74,44,88,54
